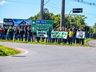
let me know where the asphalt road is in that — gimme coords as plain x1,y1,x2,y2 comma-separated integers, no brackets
0,42,96,72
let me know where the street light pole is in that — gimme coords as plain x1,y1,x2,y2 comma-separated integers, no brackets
60,0,65,30
40,0,44,20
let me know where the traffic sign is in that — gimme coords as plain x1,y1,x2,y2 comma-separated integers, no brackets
72,8,83,13
37,31,48,37
31,20,53,32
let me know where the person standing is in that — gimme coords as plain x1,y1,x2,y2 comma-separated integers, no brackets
24,27,28,42
63,28,68,44
27,27,32,42
76,29,85,45
19,27,25,41
3,27,8,40
68,28,74,45
7,26,14,40
14,27,20,40
0,27,3,39
79,29,85,45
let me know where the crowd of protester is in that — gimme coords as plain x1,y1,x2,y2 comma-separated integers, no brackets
0,25,96,45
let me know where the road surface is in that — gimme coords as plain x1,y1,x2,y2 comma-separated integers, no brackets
0,42,96,72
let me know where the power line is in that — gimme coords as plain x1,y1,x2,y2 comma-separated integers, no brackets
73,0,96,6
44,0,50,5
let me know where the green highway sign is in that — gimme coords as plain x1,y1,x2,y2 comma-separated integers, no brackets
31,20,53,32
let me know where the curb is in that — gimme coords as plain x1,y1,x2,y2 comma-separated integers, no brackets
14,48,29,56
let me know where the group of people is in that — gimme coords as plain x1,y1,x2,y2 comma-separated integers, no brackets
0,26,95,45
51,28,85,45
0,26,32,42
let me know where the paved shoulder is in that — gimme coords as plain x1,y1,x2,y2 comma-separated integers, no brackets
88,40,96,47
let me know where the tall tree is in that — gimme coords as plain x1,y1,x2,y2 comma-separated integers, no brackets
29,13,86,30
93,23,96,32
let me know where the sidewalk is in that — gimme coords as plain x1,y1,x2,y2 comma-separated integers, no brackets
87,40,96,47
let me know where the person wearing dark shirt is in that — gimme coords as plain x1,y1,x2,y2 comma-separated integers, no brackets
3,27,8,40
28,27,32,42
19,28,25,41
0,27,3,39
24,28,28,42
7,27,14,40
14,27,20,40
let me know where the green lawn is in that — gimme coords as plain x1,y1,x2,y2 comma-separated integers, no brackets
0,45,20,56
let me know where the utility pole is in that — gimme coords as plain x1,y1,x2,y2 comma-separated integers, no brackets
40,0,44,20
60,0,65,29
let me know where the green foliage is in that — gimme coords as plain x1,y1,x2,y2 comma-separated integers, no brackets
52,14,60,29
29,13,86,29
89,27,94,33
65,14,86,28
29,13,40,20
0,46,20,56
93,23,96,32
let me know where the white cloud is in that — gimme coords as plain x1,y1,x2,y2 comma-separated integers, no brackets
0,0,6,5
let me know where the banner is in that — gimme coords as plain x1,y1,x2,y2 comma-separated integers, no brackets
76,31,85,39
3,18,31,26
37,31,48,37
51,31,68,39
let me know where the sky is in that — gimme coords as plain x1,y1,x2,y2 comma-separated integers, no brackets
0,0,96,26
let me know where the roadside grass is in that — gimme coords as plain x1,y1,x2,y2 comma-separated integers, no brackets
0,38,93,56
0,38,93,47
0,45,20,56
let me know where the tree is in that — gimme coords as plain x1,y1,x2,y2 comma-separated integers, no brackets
93,23,96,33
65,14,86,28
29,13,40,20
29,8,53,20
29,13,86,30
52,14,60,29
89,27,94,33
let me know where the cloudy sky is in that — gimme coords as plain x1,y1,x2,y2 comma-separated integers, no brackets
0,0,6,5
0,0,96,26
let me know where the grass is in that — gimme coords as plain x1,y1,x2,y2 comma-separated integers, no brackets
0,38,93,56
0,45,20,56
31,38,94,47
0,38,93,47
